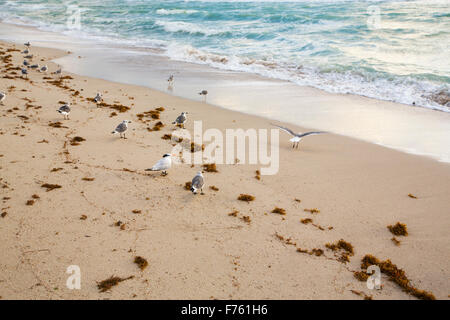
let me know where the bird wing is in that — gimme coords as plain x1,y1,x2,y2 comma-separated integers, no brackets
152,157,170,170
297,131,326,138
114,122,127,133
175,114,185,123
271,124,297,137
192,175,204,189
59,105,70,112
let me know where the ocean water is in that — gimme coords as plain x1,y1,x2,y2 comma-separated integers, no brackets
0,0,449,112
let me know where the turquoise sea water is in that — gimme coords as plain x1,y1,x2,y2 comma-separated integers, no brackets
1,0,449,111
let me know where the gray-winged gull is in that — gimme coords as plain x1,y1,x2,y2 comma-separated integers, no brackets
272,124,326,149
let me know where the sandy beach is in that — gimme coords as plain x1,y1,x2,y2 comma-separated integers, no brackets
0,40,449,300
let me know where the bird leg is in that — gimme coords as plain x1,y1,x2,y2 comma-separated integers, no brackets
200,188,204,195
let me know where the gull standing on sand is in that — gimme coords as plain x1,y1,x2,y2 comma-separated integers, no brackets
172,111,188,128
0,92,6,105
40,65,48,73
23,60,29,67
198,90,208,101
145,153,173,176
190,171,205,195
24,41,30,48
57,103,71,120
272,124,326,149
53,68,62,77
21,68,28,78
111,120,131,139
22,48,30,54
93,92,102,104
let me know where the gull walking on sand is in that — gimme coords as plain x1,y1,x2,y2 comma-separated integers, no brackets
57,103,71,120
93,92,102,104
198,90,208,101
111,120,131,139
272,124,326,149
0,92,6,105
40,65,48,73
190,171,205,195
145,153,173,176
172,111,188,128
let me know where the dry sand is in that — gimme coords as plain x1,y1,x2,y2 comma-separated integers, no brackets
0,41,449,300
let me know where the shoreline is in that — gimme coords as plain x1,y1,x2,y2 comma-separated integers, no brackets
0,39,449,300
1,22,450,164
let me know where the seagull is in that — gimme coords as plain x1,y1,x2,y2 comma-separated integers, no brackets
198,90,208,101
271,124,326,149
29,64,39,70
111,120,131,139
53,68,62,77
145,153,172,176
172,111,188,128
190,171,205,195
93,92,102,104
167,75,174,86
22,49,30,54
40,65,48,73
24,41,30,48
21,68,28,78
0,92,6,105
23,60,29,66
57,103,71,120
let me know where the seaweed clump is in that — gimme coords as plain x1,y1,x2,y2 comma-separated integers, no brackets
360,254,435,300
387,222,408,236
202,163,218,172
70,136,86,146
237,194,255,202
134,256,149,271
271,207,286,215
41,183,62,192
97,275,134,292
325,239,354,263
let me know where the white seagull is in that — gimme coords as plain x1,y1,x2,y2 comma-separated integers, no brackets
0,92,6,105
24,41,31,48
172,111,188,128
272,123,326,149
57,103,71,120
145,153,173,176
190,171,205,195
111,120,131,139
40,65,48,73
